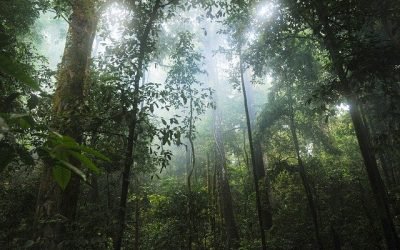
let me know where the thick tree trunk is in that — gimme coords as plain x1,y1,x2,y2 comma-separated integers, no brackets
202,24,239,248
34,1,97,248
312,2,400,248
359,103,396,188
239,51,267,250
114,1,161,249
348,97,399,248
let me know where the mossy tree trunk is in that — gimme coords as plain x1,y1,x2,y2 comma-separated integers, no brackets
34,0,98,247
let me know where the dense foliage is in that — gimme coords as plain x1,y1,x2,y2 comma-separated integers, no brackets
1,0,399,249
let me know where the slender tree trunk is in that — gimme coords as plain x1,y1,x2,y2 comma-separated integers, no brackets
114,1,161,249
287,89,323,249
34,1,98,247
187,94,195,250
239,50,267,250
89,131,100,203
312,2,400,248
211,151,218,248
243,71,273,230
206,153,217,248
134,178,140,250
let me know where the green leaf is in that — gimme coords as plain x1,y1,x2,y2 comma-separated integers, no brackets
0,54,40,90
11,114,35,129
68,151,101,174
53,165,71,190
60,135,81,149
59,160,87,181
79,145,111,162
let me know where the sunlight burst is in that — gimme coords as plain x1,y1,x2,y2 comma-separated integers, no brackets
256,1,275,20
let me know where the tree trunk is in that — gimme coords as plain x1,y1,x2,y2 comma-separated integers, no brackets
134,178,140,250
187,94,196,250
213,109,240,249
287,90,323,249
114,1,161,249
202,24,239,248
239,50,267,250
312,2,400,248
243,70,273,230
359,103,396,188
34,1,97,247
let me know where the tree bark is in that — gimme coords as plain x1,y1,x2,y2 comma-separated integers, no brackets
34,1,98,248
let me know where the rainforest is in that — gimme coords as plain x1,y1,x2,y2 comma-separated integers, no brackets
1,0,400,249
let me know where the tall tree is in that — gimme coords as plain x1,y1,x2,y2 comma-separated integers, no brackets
239,49,267,250
34,1,102,247
114,1,163,249
243,71,273,232
205,25,241,245
165,30,213,249
307,2,399,248
287,81,323,249
213,109,241,249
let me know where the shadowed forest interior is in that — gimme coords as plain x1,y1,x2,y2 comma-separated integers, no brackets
1,0,400,249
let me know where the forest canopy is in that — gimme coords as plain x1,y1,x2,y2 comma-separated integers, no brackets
1,0,400,249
